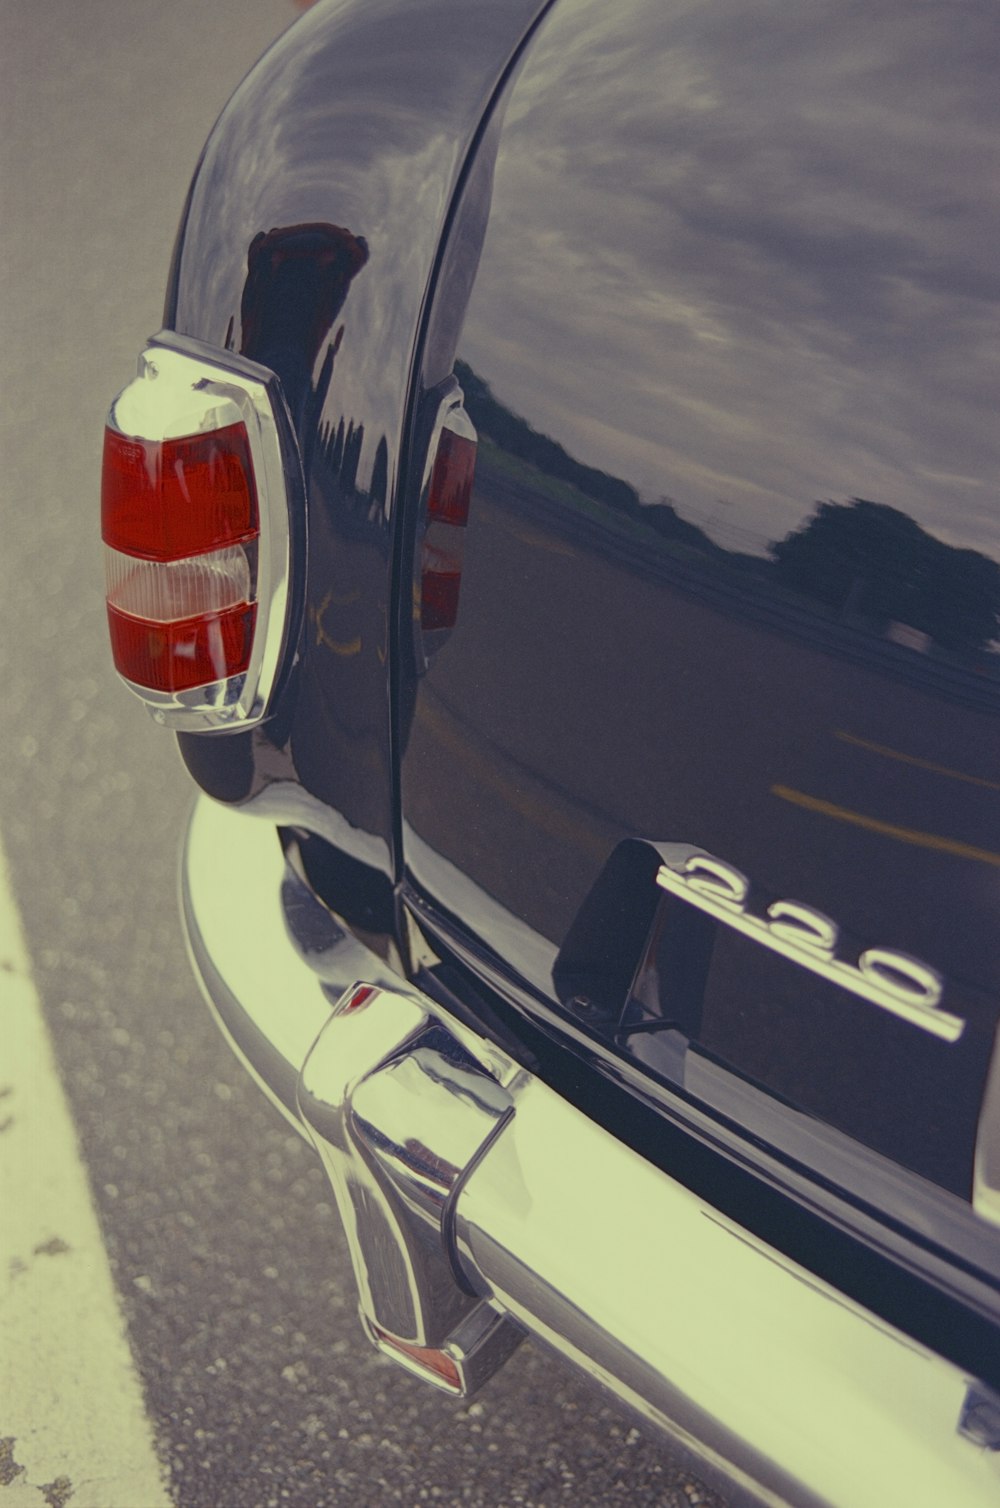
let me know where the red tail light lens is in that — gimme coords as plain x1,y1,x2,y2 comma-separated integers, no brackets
106,600,257,694
102,423,258,560
419,404,477,636
420,555,463,632
426,426,476,527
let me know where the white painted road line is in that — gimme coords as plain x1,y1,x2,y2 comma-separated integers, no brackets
0,839,173,1508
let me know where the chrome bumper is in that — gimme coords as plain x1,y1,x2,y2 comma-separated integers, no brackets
181,796,1000,1508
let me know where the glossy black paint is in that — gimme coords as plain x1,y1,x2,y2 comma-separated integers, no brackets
165,0,1000,1367
168,0,549,890
399,0,1000,1294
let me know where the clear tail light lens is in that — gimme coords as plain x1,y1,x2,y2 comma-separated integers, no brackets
104,546,253,623
101,339,293,730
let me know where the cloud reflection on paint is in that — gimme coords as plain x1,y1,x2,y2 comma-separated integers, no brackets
458,0,1000,561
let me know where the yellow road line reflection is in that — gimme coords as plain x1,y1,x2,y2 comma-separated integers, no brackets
317,633,362,657
500,518,578,556
834,730,1000,792
416,694,608,860
770,784,1000,867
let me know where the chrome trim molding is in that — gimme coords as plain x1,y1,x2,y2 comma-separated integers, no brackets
656,846,961,1041
181,798,1000,1508
975,1028,1000,1229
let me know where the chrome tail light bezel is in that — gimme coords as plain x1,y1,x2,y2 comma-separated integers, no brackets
103,331,301,732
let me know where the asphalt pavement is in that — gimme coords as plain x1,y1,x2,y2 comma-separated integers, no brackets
0,3,727,1504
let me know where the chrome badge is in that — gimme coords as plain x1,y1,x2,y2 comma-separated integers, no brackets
655,848,964,1043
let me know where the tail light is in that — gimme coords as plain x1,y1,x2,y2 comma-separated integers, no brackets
102,338,295,729
414,389,477,661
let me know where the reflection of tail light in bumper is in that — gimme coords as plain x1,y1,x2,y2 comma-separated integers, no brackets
414,386,477,659
101,334,297,731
